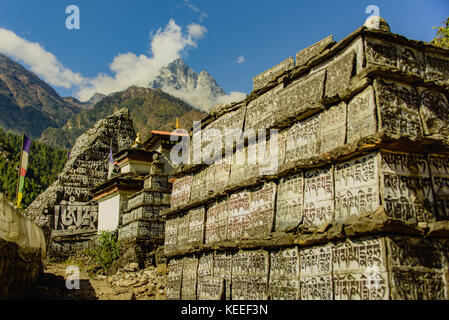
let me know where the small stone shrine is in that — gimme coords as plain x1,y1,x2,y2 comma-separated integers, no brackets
163,17,449,300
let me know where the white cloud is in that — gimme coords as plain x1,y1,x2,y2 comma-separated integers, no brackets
235,56,245,64
76,19,207,101
0,28,86,88
183,0,208,22
0,20,247,112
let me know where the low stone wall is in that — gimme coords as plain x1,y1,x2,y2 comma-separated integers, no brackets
0,194,46,299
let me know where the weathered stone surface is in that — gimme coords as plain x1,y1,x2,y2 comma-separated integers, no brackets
374,79,422,137
324,50,355,99
334,153,380,223
203,105,246,153
418,88,449,136
380,151,435,222
176,214,190,249
205,199,229,244
285,113,321,164
429,154,449,220
389,268,447,300
171,175,192,208
188,206,205,246
253,57,294,91
332,238,389,300
299,245,333,300
227,190,251,240
232,250,269,300
347,86,377,144
166,258,183,300
304,166,334,228
397,45,425,76
320,102,347,154
245,84,283,132
181,257,198,300
296,35,334,67
248,182,276,239
278,70,325,122
197,276,224,300
269,248,300,300
365,37,397,69
425,50,449,82
275,172,304,232
164,217,178,255
213,252,233,300
27,109,136,234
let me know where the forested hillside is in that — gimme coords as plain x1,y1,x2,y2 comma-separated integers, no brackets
0,128,67,208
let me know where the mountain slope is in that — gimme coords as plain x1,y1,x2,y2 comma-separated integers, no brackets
40,86,206,149
149,58,228,112
0,54,83,138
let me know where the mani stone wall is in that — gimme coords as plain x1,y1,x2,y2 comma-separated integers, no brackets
27,108,136,254
162,20,449,300
0,194,46,299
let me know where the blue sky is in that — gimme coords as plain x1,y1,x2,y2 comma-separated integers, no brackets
0,0,447,101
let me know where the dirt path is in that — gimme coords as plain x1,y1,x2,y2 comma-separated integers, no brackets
28,263,166,300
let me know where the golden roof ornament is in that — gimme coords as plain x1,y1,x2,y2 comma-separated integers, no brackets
176,118,180,130
135,132,142,144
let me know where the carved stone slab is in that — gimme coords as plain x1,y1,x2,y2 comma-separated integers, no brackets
210,156,231,193
171,175,192,208
188,206,205,246
320,102,347,154
231,250,269,300
275,172,304,232
197,276,224,300
227,191,251,240
428,154,449,220
299,244,333,300
303,166,334,228
364,37,397,69
269,248,300,300
253,57,294,91
389,268,447,300
347,86,377,144
425,51,449,82
397,45,425,76
332,238,387,274
325,50,356,99
198,253,215,278
213,252,233,300
296,35,333,67
228,145,247,187
333,272,389,300
379,151,435,222
245,84,283,132
205,198,229,244
374,79,422,138
386,237,443,270
248,182,276,239
332,238,389,300
334,153,380,222
166,258,183,300
278,70,325,121
176,213,190,250
181,257,199,300
419,88,449,136
300,275,333,300
285,113,321,164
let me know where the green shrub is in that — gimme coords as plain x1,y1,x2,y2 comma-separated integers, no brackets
87,231,121,272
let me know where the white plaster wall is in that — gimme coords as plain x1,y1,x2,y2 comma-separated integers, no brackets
98,195,121,233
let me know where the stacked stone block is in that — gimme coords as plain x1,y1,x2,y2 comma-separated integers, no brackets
163,22,449,300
